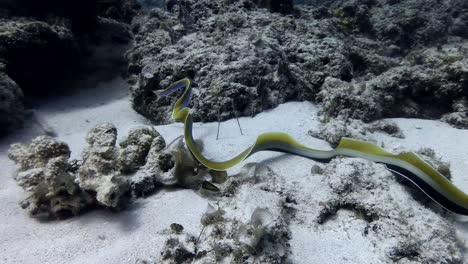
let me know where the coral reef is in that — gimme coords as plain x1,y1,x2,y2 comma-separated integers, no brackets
147,158,463,263
119,127,161,172
328,0,457,49
249,0,295,14
442,98,468,129
318,45,468,126
128,130,168,196
128,0,468,129
4,0,468,261
0,0,139,135
0,18,80,96
131,135,227,196
158,207,289,263
126,0,354,124
0,63,24,135
0,1,137,96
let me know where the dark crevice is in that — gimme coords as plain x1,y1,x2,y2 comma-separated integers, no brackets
317,200,380,224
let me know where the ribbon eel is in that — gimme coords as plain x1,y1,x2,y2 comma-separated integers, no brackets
156,78,468,215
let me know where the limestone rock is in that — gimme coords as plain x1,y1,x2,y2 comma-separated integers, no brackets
8,136,94,219
77,123,130,208
0,66,24,135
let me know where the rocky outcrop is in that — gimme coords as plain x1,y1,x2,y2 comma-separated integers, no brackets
137,160,463,263
127,0,356,124
127,0,468,128
308,118,404,147
0,63,24,135
0,0,139,135
298,0,467,50
0,18,81,96
6,124,159,217
318,45,468,126
325,0,458,50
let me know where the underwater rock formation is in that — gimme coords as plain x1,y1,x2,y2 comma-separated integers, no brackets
128,129,168,196
0,0,139,135
98,0,140,24
324,0,459,49
145,159,463,263
298,0,467,49
77,124,192,206
0,64,24,135
127,0,353,124
0,18,81,96
318,45,468,127
442,98,468,129
0,0,138,96
158,207,289,263
119,127,162,172
8,136,95,219
128,0,468,129
131,135,228,196
77,123,130,208
249,0,295,14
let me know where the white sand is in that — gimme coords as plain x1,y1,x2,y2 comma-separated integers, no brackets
1,77,467,263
